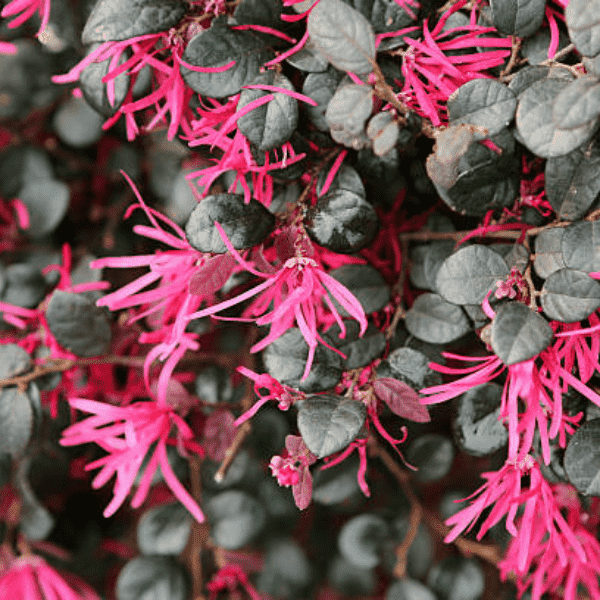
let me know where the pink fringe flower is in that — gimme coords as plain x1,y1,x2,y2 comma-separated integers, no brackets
500,485,600,600
60,397,205,521
206,565,262,600
1,0,50,38
187,224,368,380
269,435,317,510
0,553,100,600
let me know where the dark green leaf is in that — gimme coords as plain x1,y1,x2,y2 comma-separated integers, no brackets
180,24,275,98
16,459,55,540
533,227,566,278
82,0,186,44
387,578,436,600
0,344,31,380
184,193,275,253
297,394,366,458
325,83,372,149
490,0,545,37
553,75,600,130
447,79,517,140
516,77,598,158
329,555,377,596
405,293,471,344
406,434,455,482
436,244,510,305
46,291,111,358
237,72,298,151
308,0,376,74
382,346,442,390
329,264,390,315
257,539,312,597
233,0,282,26
302,68,344,131
3,264,47,308
286,38,330,72
454,383,507,457
305,188,378,253
327,321,386,369
507,65,574,100
545,139,600,220
206,490,266,549
427,556,485,600
561,220,600,273
564,419,600,495
0,387,33,458
312,454,362,505
137,502,192,555
490,301,553,364
316,163,365,198
338,514,389,568
116,556,188,600
18,178,70,238
263,327,344,392
541,268,600,322
566,0,600,57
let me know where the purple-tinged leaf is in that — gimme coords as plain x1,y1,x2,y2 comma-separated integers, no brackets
373,377,430,423
189,254,236,297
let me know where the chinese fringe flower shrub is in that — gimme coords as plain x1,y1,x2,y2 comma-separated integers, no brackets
6,0,600,598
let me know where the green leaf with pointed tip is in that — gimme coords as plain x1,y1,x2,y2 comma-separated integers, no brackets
436,244,510,305
491,302,553,365
297,395,366,458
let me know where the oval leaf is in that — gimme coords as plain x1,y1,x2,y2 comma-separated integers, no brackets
490,0,545,37
305,188,378,254
561,220,600,273
184,193,275,253
0,343,31,380
541,268,600,322
553,74,600,131
373,378,430,423
0,386,33,458
116,556,188,600
436,244,510,305
82,0,186,44
533,226,566,278
516,77,598,158
237,72,299,151
566,0,600,57
406,434,455,482
189,254,236,297
328,264,390,315
308,0,376,74
297,394,366,458
46,291,112,358
564,419,600,495
491,301,553,365
180,23,275,98
338,514,389,568
447,79,517,140
325,83,373,149
545,139,600,220
137,502,192,556
18,178,70,238
405,293,471,344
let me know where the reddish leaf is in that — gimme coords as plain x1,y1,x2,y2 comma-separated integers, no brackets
189,254,236,297
203,410,236,461
373,378,430,423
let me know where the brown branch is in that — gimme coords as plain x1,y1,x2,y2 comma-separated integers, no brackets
214,420,252,483
499,36,523,82
368,436,504,569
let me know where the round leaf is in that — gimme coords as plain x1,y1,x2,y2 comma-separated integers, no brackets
338,514,389,568
490,0,545,37
181,24,275,98
541,268,600,322
0,343,31,380
184,193,275,253
237,72,299,151
206,490,266,549
553,74,600,131
491,301,553,365
0,386,34,458
18,178,70,238
316,163,365,198
116,556,187,600
561,220,600,273
308,0,376,74
406,434,455,483
82,0,186,44
327,321,386,370
427,556,485,600
137,502,192,556
302,68,344,131
516,78,598,158
387,578,436,600
325,83,372,149
305,188,378,254
46,291,112,358
566,0,600,57
564,419,600,495
447,79,517,140
263,328,344,392
436,244,510,305
297,394,366,458
533,226,566,278
545,139,600,220
405,293,471,344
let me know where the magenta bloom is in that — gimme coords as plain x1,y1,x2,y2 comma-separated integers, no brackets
1,0,50,38
187,224,368,380
60,397,205,521
269,435,317,510
0,554,100,600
